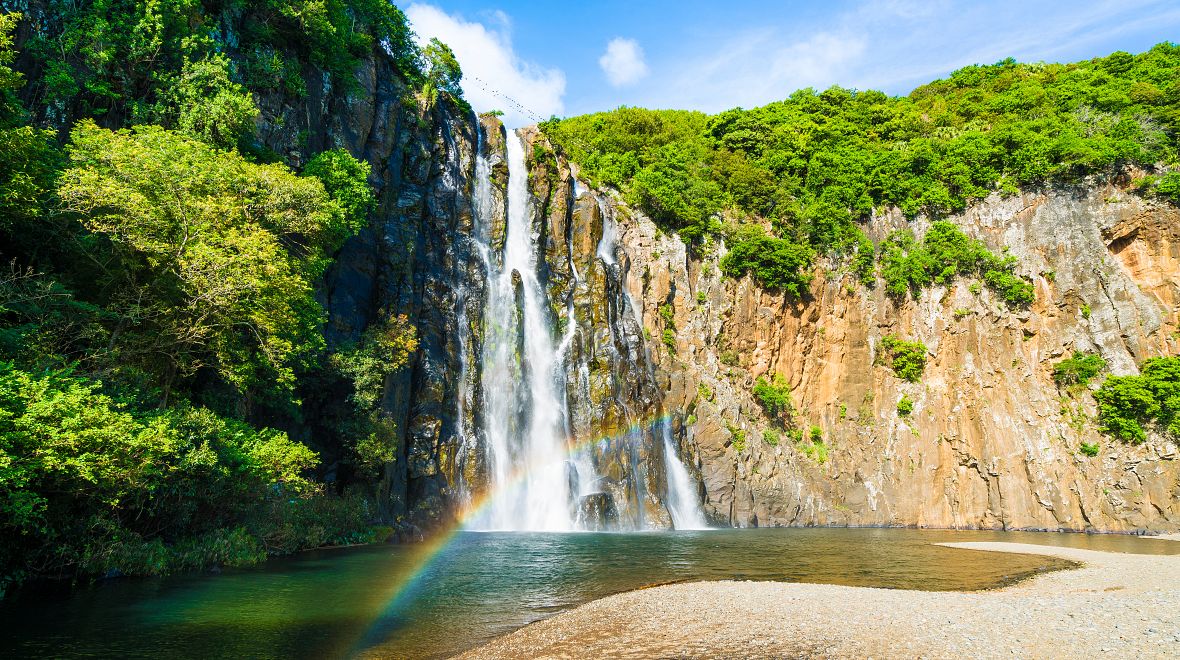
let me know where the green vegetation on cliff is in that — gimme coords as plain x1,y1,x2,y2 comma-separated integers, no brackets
880,221,1034,305
0,2,441,592
752,374,792,421
542,44,1180,296
1093,356,1180,443
879,335,929,382
1053,352,1107,386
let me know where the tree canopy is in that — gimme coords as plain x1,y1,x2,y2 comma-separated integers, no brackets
542,43,1180,296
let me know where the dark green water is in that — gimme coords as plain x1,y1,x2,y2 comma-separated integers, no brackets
1,528,1176,659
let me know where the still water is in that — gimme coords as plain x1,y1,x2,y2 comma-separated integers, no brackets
2,528,1176,659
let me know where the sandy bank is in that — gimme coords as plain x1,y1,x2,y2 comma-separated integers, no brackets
460,542,1180,659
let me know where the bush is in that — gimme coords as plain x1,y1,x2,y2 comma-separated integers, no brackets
0,364,374,589
762,429,780,446
752,374,792,420
1079,442,1100,457
544,45,1180,300
726,422,747,452
897,394,915,416
1053,352,1106,385
720,224,815,296
880,335,928,382
880,222,1033,305
698,381,714,401
662,328,678,352
1093,356,1180,443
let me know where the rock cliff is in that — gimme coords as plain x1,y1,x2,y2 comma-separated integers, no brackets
300,88,1179,532
244,54,1180,533
607,171,1180,532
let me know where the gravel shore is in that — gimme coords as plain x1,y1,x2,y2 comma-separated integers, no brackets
460,542,1180,659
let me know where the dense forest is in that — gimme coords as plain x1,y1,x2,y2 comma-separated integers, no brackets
0,1,465,594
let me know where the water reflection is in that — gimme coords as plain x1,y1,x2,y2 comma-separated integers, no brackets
1,528,1175,659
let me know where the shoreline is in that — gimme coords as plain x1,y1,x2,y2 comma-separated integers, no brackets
460,541,1180,659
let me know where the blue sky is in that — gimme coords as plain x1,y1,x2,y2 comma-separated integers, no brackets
405,1,1180,126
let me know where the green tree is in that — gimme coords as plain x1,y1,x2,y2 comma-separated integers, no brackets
157,54,258,150
58,122,355,405
1093,356,1180,443
1052,352,1106,385
422,38,463,97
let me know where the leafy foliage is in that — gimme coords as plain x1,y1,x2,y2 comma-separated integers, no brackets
725,422,746,452
752,373,792,420
422,38,463,97
897,394,914,416
1053,352,1106,385
329,313,417,478
720,224,814,296
0,364,377,592
0,11,401,589
880,335,928,382
542,44,1180,292
880,221,1033,305
59,122,351,404
1093,356,1180,443
22,0,421,120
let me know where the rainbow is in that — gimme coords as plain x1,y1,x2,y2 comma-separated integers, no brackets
348,413,683,654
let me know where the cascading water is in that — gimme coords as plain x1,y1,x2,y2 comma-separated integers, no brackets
594,194,708,531
475,131,573,531
465,125,706,532
660,420,709,529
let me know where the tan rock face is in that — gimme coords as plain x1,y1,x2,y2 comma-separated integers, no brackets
607,180,1180,532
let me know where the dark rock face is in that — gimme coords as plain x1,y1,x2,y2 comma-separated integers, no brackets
577,492,620,531
248,51,484,529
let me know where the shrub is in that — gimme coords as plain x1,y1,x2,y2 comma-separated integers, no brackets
726,422,747,452
698,381,714,401
752,374,792,419
880,335,928,382
880,222,1033,305
1052,352,1106,385
1093,356,1180,443
897,394,915,416
720,224,814,296
762,429,780,446
543,45,1179,302
1079,442,1100,457
658,303,675,326
662,328,678,352
0,364,373,588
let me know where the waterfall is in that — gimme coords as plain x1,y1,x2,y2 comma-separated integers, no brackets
593,191,708,531
475,131,573,531
660,419,708,529
465,126,706,532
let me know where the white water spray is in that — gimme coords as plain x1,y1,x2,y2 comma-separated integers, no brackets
476,131,573,531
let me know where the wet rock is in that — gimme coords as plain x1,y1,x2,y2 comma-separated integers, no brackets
578,492,621,531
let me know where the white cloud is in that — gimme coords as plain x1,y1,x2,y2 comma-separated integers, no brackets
405,4,565,127
651,30,865,112
598,38,650,87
